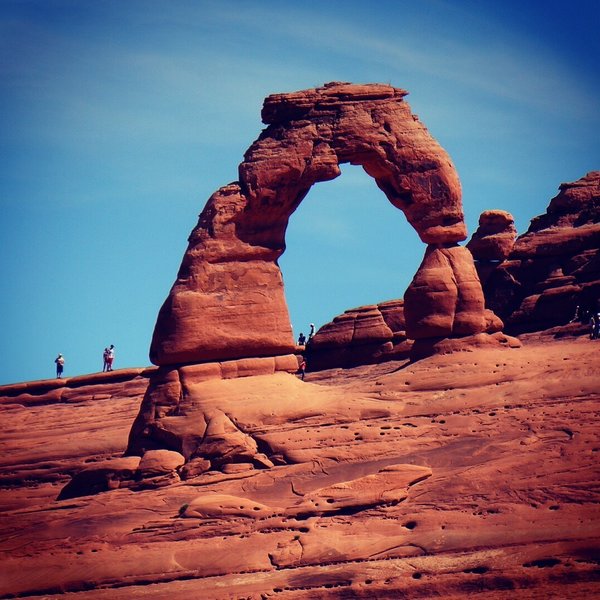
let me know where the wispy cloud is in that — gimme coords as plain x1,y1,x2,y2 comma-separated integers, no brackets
202,1,598,121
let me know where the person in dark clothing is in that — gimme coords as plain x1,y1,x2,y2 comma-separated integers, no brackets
590,311,600,340
55,354,64,378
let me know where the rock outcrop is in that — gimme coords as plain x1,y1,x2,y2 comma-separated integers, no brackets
149,82,486,367
307,293,508,370
467,209,517,261
125,355,299,472
480,171,600,333
307,299,411,370
404,245,487,340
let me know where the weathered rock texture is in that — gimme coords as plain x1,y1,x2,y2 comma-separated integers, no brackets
1,338,599,598
404,244,487,339
125,355,299,473
481,171,600,333
308,294,508,370
150,82,480,367
467,209,518,261
310,172,597,369
307,299,411,370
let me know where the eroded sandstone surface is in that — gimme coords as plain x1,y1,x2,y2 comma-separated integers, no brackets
1,337,599,598
307,299,411,370
467,209,518,262
1,85,598,599
481,171,600,332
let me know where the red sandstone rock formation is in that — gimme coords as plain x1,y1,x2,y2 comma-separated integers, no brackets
467,209,517,261
125,355,299,473
481,171,600,332
307,299,411,370
308,293,507,370
404,244,487,339
150,82,477,367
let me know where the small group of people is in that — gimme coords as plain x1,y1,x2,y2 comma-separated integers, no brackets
295,323,315,381
570,300,600,340
103,345,115,372
297,323,316,347
53,344,116,379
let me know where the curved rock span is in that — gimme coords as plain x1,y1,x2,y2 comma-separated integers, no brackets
150,82,487,367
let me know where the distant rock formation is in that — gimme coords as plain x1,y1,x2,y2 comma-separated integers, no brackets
149,82,487,367
307,172,598,369
479,171,600,333
309,282,508,371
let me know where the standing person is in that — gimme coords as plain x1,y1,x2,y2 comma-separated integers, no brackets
102,347,109,372
308,323,316,342
106,345,115,371
54,353,64,378
591,311,600,340
297,357,306,381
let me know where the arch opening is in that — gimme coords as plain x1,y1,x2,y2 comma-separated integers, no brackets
279,163,421,338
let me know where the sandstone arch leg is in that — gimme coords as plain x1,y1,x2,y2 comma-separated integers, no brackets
404,244,486,339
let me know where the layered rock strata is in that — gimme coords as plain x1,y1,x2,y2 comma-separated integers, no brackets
404,245,487,340
307,299,411,370
150,82,486,367
125,355,299,476
481,171,600,332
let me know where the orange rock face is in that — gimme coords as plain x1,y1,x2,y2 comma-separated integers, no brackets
307,300,411,370
467,209,517,261
1,337,599,598
150,82,470,367
404,245,487,339
482,171,600,332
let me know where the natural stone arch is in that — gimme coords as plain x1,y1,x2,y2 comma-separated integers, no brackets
150,82,484,367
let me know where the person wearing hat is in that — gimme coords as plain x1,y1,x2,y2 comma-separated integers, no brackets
54,353,65,378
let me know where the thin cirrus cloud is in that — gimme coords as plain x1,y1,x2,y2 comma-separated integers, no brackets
207,1,597,121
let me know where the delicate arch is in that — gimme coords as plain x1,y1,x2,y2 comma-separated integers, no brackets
150,82,477,366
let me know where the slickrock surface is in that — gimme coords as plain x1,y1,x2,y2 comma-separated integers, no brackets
1,336,599,598
150,82,482,367
482,171,600,332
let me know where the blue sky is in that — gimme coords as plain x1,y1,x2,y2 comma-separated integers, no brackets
1,0,598,384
